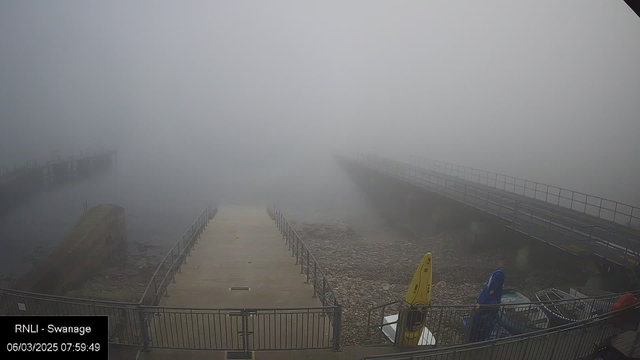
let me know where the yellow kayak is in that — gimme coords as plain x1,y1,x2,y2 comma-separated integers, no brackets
396,252,432,346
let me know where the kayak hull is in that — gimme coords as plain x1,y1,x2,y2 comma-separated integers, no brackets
497,289,549,334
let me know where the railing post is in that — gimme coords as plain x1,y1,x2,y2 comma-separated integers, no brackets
286,224,290,246
290,228,295,256
153,277,158,305
138,306,150,351
177,242,182,273
241,309,250,354
305,250,310,283
322,278,326,306
332,304,342,351
300,245,304,273
313,262,317,297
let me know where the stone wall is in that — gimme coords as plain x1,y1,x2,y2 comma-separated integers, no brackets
14,204,126,295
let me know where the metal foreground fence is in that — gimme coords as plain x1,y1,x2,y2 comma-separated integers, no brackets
141,305,338,350
268,204,343,350
0,204,344,352
363,303,640,360
0,205,217,349
366,290,640,348
408,155,640,230
2,200,638,356
0,287,143,345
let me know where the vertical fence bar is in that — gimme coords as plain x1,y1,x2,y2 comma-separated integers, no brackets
290,227,294,256
332,305,342,351
322,278,326,306
313,262,317,297
138,306,150,351
305,250,310,283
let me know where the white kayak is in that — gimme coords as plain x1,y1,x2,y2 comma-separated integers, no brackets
381,314,437,346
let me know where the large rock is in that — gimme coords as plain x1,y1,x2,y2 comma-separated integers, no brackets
14,204,126,295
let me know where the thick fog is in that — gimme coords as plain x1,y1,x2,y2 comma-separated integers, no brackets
1,1,639,216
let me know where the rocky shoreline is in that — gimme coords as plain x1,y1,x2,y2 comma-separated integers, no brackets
293,220,592,346
64,241,167,302
1,241,167,303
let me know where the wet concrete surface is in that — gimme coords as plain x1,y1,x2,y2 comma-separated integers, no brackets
159,205,320,308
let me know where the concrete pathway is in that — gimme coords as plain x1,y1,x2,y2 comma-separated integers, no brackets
146,205,328,351
160,204,320,308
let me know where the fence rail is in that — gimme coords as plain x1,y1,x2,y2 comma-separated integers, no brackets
0,205,217,350
268,205,340,309
0,288,142,346
409,155,640,231
366,290,640,348
355,154,640,268
140,205,216,305
0,203,346,353
363,303,640,360
142,305,336,350
268,204,342,350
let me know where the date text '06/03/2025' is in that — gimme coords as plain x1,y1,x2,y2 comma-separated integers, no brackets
14,325,91,336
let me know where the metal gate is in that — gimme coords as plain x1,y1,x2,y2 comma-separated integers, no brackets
141,306,340,351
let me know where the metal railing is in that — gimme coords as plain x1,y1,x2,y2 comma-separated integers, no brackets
354,154,640,268
142,305,336,350
0,205,218,350
365,291,640,348
140,205,216,306
363,303,640,360
409,155,640,231
0,290,338,352
0,149,118,176
0,288,142,346
268,205,342,350
0,203,346,353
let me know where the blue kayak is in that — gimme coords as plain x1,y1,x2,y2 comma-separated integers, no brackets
462,315,511,341
464,270,505,343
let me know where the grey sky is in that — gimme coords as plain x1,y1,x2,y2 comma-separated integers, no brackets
1,1,638,205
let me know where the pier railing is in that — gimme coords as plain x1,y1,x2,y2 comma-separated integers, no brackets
268,204,342,350
409,155,640,231
140,205,216,306
354,154,640,268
